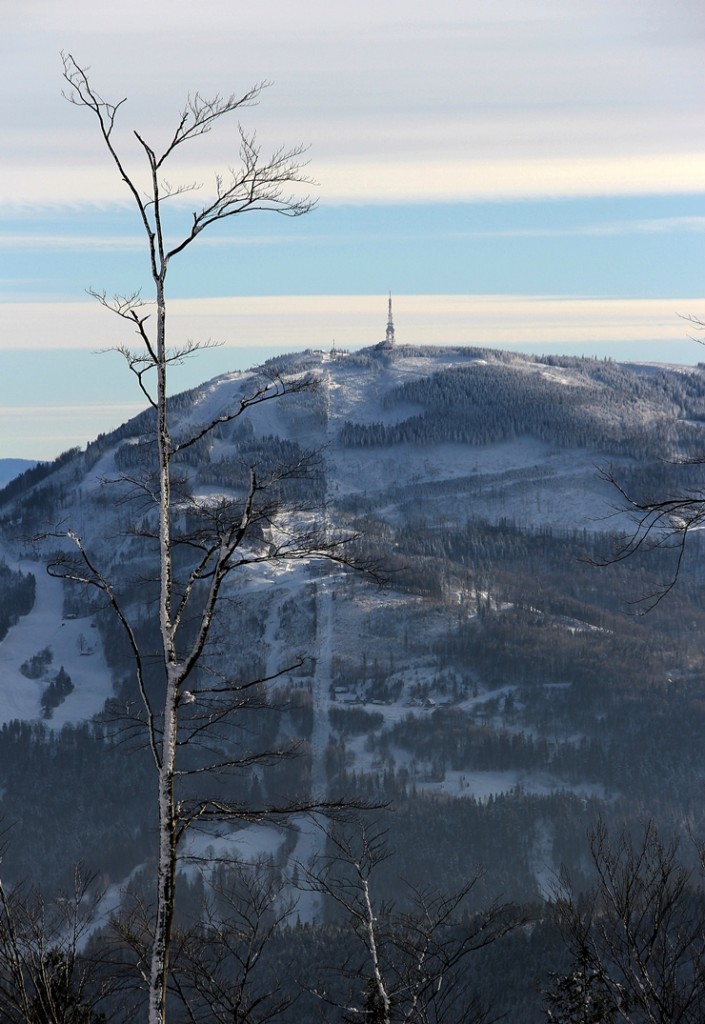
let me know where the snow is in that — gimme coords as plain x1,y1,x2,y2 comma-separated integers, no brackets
0,344,655,919
0,548,114,727
180,822,286,876
0,341,630,751
125,345,638,536
327,434,623,533
417,769,608,803
529,820,559,901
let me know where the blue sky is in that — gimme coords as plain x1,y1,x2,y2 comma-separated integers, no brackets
1,0,704,459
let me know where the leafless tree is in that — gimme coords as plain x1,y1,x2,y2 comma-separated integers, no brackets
169,857,299,1024
0,866,124,1024
595,315,705,610
300,817,516,1024
595,463,705,610
549,822,705,1024
57,55,375,1024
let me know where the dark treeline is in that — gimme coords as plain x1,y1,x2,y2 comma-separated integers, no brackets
0,447,80,507
0,561,35,642
340,357,705,458
0,719,154,890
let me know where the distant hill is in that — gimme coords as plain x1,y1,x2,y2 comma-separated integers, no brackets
0,459,37,489
2,344,705,1022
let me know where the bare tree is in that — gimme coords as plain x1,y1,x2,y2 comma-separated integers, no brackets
300,817,516,1024
0,866,122,1024
169,857,299,1024
549,822,705,1024
595,315,705,610
57,55,373,1024
596,463,705,610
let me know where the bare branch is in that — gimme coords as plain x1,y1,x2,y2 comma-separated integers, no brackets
173,371,318,453
44,530,161,771
299,816,516,1024
591,464,705,610
551,821,705,1024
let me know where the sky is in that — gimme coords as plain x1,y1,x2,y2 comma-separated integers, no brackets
1,0,704,459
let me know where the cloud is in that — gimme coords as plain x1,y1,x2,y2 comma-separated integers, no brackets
0,402,144,417
315,155,705,204
3,152,703,210
3,1,703,208
0,233,145,252
0,232,295,253
1,295,699,353
197,151,705,206
0,402,145,459
444,217,705,240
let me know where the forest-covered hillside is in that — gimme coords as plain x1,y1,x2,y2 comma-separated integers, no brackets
1,344,705,1022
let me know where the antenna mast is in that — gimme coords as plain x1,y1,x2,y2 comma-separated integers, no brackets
385,292,396,346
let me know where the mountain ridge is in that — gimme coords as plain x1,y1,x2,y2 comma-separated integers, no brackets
0,458,37,489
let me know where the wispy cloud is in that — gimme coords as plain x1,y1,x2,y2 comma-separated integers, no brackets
1,213,701,262
568,217,705,236
0,233,293,252
1,295,699,352
3,1,703,207
0,403,145,417
0,234,145,252
444,217,705,240
3,153,704,209
316,155,705,204
0,403,146,458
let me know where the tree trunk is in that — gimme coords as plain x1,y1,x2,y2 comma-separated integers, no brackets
148,281,180,1024
149,705,178,1024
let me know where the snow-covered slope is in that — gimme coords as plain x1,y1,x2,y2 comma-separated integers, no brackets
2,343,703,731
2,344,705,900
0,544,112,727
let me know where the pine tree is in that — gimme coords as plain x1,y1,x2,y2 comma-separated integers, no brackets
545,952,615,1024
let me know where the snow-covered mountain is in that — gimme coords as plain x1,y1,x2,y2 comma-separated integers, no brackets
1,343,705,916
